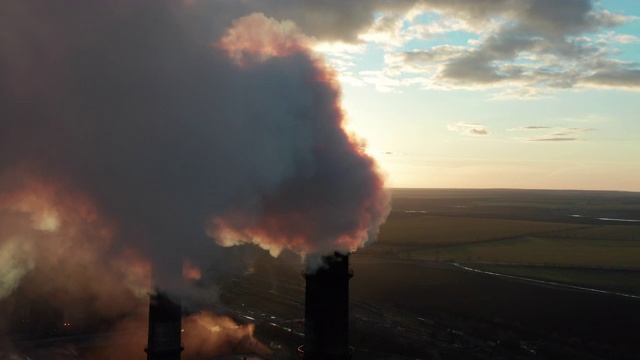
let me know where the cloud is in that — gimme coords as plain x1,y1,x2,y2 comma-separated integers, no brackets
614,34,640,44
508,126,554,130
176,0,638,95
510,126,595,141
391,24,640,93
316,0,640,95
601,32,640,44
248,0,420,43
417,0,631,37
357,70,402,93
448,122,491,136
579,68,640,88
365,148,403,157
359,14,409,48
529,137,583,142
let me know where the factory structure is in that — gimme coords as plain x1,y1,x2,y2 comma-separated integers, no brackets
299,253,353,360
143,253,354,360
146,291,184,360
0,252,355,360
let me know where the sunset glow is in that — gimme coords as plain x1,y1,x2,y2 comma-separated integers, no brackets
312,0,640,191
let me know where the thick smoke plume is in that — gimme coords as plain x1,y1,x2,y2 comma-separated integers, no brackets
211,14,389,257
1,1,389,357
81,311,268,360
0,1,388,290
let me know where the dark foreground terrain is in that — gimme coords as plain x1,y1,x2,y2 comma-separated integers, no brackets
3,189,640,359
248,189,640,359
220,252,640,359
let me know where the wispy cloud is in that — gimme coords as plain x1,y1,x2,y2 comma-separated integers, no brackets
510,126,595,142
601,32,640,44
448,122,491,136
365,148,403,157
508,126,555,131
529,137,582,142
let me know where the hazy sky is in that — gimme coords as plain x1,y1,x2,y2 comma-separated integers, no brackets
307,0,640,191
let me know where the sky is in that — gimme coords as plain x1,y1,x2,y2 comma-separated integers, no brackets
0,0,637,343
302,0,640,191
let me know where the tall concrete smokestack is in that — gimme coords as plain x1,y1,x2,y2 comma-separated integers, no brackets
145,239,184,359
145,291,183,360
299,253,353,360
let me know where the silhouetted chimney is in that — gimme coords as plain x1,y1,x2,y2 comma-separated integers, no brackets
299,252,353,360
145,291,183,360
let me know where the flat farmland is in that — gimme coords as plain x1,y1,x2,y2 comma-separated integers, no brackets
373,213,640,269
354,189,640,358
209,189,640,359
389,188,640,223
349,259,640,357
548,224,640,241
467,264,640,294
407,236,640,269
371,189,640,271
377,214,585,246
210,189,640,359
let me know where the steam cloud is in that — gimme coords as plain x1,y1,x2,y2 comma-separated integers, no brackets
0,0,387,315
0,1,388,286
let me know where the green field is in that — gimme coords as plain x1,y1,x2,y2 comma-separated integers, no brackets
365,189,640,292
378,214,585,246
406,236,640,269
374,213,640,269
390,188,640,211
467,264,640,294
549,225,640,241
228,189,640,359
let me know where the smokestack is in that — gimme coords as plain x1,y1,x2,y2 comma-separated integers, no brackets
145,291,183,360
299,253,353,360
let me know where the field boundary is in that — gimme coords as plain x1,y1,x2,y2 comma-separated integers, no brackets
452,262,640,300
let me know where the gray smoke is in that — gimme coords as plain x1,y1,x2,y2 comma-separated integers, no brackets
0,1,389,293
